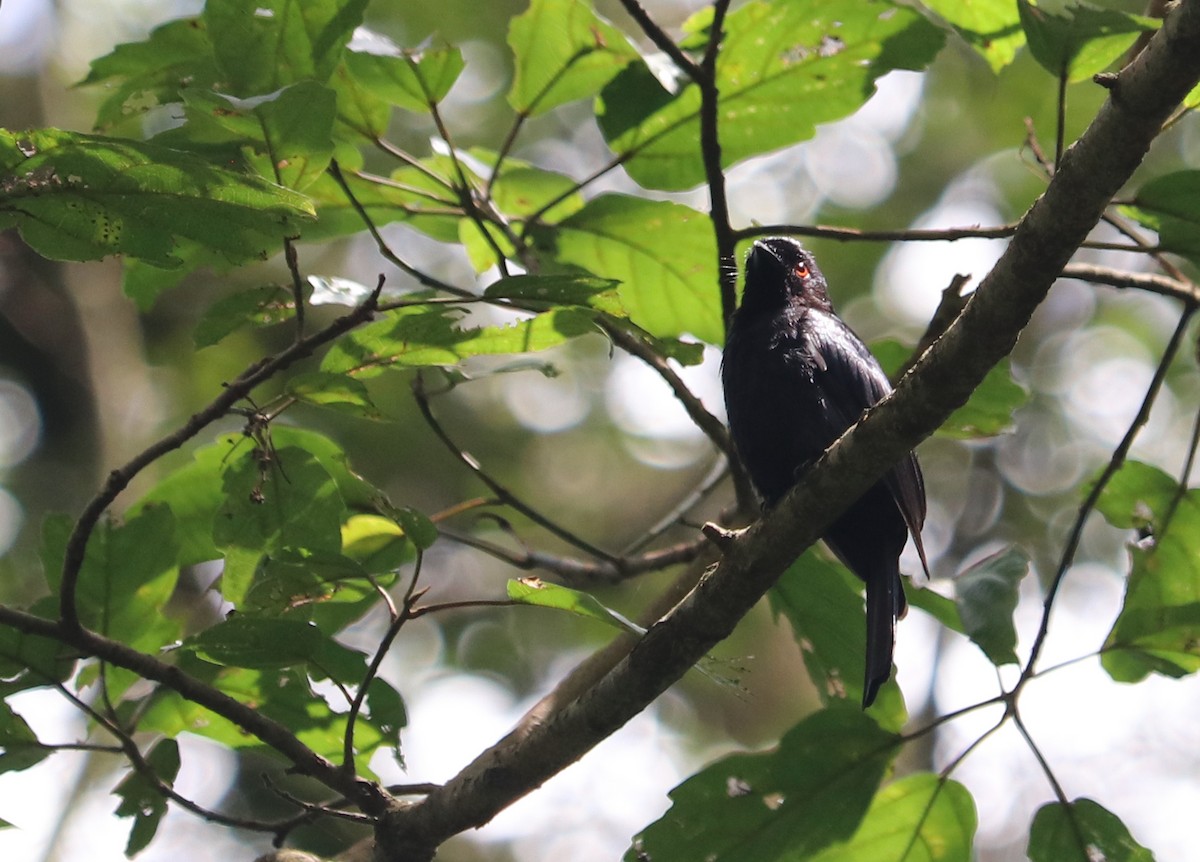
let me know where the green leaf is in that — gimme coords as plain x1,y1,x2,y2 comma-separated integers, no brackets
186,617,326,668
203,0,369,95
1094,460,1176,533
0,703,51,775
507,578,642,634
345,42,465,111
177,81,337,190
286,371,380,418
194,284,298,347
769,551,877,710
598,1,943,191
507,0,640,116
906,586,965,635
922,0,1024,73
808,774,977,862
0,598,76,695
1121,171,1200,266
341,514,414,574
1103,489,1200,682
0,129,314,266
79,17,220,130
41,506,181,657
484,274,626,316
141,660,394,772
321,305,600,377
532,194,722,344
213,446,346,606
239,548,373,620
874,341,1027,438
955,547,1029,666
382,505,439,552
1018,1,1155,82
1028,799,1154,862
114,739,180,857
628,709,900,862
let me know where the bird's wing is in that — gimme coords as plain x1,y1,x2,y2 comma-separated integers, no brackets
790,311,930,576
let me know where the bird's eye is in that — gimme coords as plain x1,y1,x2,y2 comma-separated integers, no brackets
794,264,810,279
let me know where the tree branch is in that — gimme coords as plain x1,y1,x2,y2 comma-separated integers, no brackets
373,7,1200,857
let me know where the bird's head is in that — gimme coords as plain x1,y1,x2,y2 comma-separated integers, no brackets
742,237,833,314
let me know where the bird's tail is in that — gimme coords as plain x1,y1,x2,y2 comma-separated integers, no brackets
863,569,904,708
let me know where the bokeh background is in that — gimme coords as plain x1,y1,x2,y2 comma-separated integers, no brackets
2,0,1199,860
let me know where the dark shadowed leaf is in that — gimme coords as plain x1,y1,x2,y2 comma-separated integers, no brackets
1018,0,1155,82
80,17,220,130
956,547,1028,666
1121,171,1200,265
0,129,314,266
1028,799,1154,862
114,739,180,857
628,709,899,862
203,0,369,95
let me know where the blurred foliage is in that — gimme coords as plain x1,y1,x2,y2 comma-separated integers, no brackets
0,1,1198,861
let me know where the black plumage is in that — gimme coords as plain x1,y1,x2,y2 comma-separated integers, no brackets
721,237,928,708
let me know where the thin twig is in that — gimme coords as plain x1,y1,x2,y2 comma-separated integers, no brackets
735,222,1020,244
343,551,425,776
1020,302,1195,680
327,161,472,298
412,375,619,564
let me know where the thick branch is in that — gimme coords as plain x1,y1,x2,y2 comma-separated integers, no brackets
377,7,1200,858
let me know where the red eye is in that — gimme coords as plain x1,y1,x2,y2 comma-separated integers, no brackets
794,264,809,278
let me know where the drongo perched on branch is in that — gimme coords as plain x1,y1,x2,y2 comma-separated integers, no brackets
721,237,929,708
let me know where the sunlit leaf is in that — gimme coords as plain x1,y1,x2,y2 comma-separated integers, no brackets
531,194,722,343
1094,459,1176,533
1028,798,1154,862
341,515,412,574
213,446,346,606
598,1,943,191
0,129,314,266
1103,489,1200,682
321,305,600,377
809,774,977,862
507,578,642,633
628,709,899,862
769,550,874,709
955,547,1028,666
345,42,464,111
40,507,181,659
507,0,640,116
287,371,380,418
922,0,1024,73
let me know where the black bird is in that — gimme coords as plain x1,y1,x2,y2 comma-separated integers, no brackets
721,237,928,708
